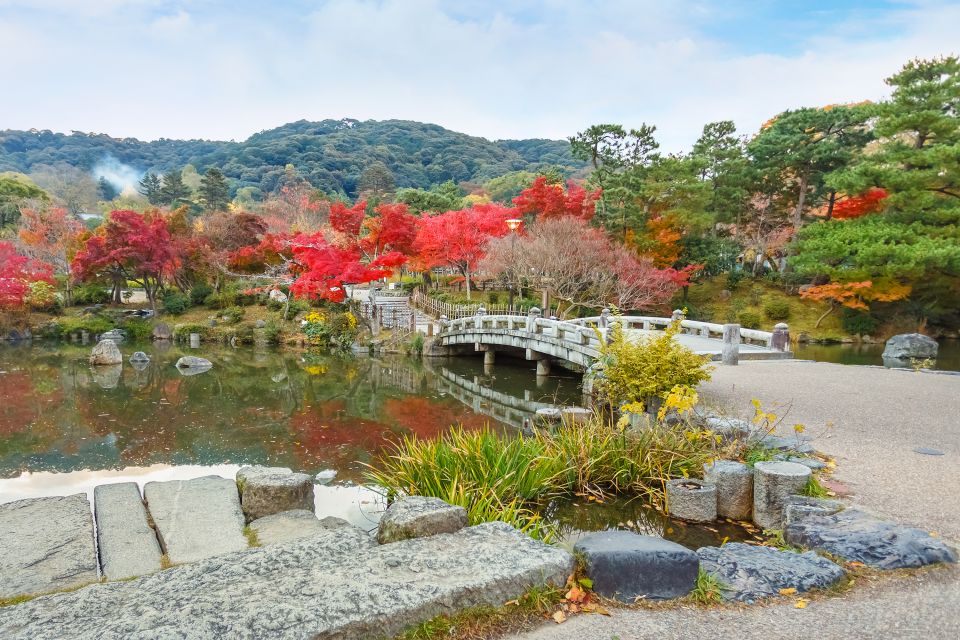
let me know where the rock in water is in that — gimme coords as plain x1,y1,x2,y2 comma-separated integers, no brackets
575,531,699,601
697,542,845,603
89,339,123,365
129,351,150,363
236,466,315,521
91,364,122,389
0,494,99,601
94,483,163,581
785,509,957,569
0,522,573,640
174,356,212,376
882,333,938,360
377,496,468,544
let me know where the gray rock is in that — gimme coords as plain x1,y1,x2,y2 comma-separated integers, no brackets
268,288,288,303
378,496,468,544
753,461,811,529
666,478,717,522
236,466,315,521
705,416,754,443
94,483,163,581
704,460,753,520
249,510,368,547
152,323,172,340
89,339,122,365
143,476,247,565
535,407,562,424
574,531,698,602
560,407,592,425
775,454,827,470
90,364,122,389
0,522,573,640
129,351,150,363
751,433,815,454
882,333,938,360
697,542,845,603
255,319,266,329
175,356,212,370
783,495,845,526
785,509,958,569
98,329,126,343
0,494,98,601
315,469,337,484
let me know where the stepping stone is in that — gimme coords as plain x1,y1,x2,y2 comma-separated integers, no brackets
783,495,845,526
785,509,958,569
236,466,315,521
574,531,699,602
0,522,573,640
704,460,753,520
377,496,468,544
0,494,98,601
143,476,247,565
249,510,366,546
94,483,163,581
697,542,845,603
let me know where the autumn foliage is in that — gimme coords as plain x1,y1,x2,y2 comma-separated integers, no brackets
831,188,888,220
0,241,54,309
512,176,600,221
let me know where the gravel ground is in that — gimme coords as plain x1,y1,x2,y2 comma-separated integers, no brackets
510,360,960,640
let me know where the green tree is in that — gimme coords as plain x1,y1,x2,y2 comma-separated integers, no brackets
97,176,119,201
199,168,231,211
138,172,163,205
0,172,48,228
395,180,462,213
159,169,192,205
690,121,752,225
357,161,396,201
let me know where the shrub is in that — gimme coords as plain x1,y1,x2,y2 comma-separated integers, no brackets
762,299,791,322
122,318,153,341
260,320,282,345
173,323,211,341
487,291,501,305
72,284,111,305
725,270,744,290
841,309,879,336
597,319,713,406
220,306,245,324
190,282,213,306
205,290,237,309
737,311,762,329
26,281,61,313
55,316,115,338
162,290,190,315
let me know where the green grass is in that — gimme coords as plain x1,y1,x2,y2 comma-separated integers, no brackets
800,474,830,498
688,568,727,605
243,526,261,548
743,440,778,466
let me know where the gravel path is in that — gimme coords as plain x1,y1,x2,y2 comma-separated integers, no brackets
510,360,960,640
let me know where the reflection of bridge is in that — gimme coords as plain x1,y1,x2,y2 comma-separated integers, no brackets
431,312,792,377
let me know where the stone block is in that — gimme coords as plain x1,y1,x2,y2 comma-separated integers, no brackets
574,531,698,601
236,465,315,521
698,542,844,603
377,496,468,544
666,478,717,522
0,494,98,601
89,339,122,365
143,475,247,565
782,495,844,526
94,482,163,581
753,461,810,529
249,510,372,547
560,407,592,425
0,522,572,640
704,460,753,520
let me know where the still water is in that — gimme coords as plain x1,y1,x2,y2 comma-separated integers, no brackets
795,339,960,372
0,342,750,548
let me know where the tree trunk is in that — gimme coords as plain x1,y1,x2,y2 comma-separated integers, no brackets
814,302,836,328
825,190,837,220
792,174,808,229
464,266,472,301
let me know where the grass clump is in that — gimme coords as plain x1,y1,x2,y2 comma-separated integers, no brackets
800,474,829,498
367,416,716,541
243,526,261,548
688,568,726,605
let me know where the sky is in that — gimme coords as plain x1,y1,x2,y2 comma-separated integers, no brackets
1,0,958,151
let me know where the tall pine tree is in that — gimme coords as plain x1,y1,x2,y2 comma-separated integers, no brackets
199,168,230,211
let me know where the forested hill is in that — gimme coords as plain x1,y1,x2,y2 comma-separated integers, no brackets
0,119,583,196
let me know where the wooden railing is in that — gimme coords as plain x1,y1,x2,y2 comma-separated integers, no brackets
410,289,532,320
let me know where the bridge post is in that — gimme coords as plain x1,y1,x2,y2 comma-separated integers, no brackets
600,308,611,328
536,359,551,376
771,323,791,352
671,309,685,322
722,323,741,365
484,350,496,365
526,307,541,333
439,315,448,334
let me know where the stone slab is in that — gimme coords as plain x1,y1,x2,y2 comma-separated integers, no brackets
785,509,958,569
249,510,367,546
0,494,99,600
574,531,698,602
0,522,573,640
236,465,315,521
143,475,247,565
378,496,468,544
93,483,163,581
697,542,845,603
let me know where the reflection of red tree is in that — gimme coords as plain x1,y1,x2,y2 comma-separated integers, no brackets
382,397,488,439
0,372,45,435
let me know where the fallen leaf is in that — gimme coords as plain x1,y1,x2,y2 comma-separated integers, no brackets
504,599,519,607
582,602,611,616
552,610,567,624
930,532,940,537
565,586,587,603
578,577,594,590
795,598,809,609
779,588,797,596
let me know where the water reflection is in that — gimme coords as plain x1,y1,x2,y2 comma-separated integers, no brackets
795,340,960,371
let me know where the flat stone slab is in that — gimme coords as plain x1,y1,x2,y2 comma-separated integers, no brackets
378,496,468,544
143,476,247,565
236,465,314,521
785,509,958,569
94,483,163,581
574,531,698,602
0,494,98,601
698,542,845,603
249,510,366,546
0,522,573,640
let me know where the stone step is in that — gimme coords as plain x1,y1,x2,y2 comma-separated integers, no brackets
0,522,573,640
143,476,247,565
0,494,98,601
94,483,163,581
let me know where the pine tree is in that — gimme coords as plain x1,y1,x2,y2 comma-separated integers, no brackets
138,172,163,205
199,168,230,211
158,169,192,205
98,176,119,201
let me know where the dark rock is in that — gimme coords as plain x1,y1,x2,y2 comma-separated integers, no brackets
574,531,699,602
697,542,845,603
785,509,957,569
783,495,845,526
882,333,938,360
377,496,468,544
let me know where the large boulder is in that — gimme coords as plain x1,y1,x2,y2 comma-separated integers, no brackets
377,496,468,544
269,288,288,303
697,542,845,603
236,466,315,522
785,509,957,569
882,333,938,360
574,531,699,602
152,323,172,340
89,339,123,365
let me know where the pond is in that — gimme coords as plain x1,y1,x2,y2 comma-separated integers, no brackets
795,339,960,372
0,342,752,549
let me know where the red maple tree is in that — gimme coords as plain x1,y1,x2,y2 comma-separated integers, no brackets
831,188,888,220
0,241,54,309
512,176,601,221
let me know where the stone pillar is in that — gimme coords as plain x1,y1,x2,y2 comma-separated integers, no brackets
666,479,717,522
189,333,200,348
439,315,448,334
476,306,486,316
81,330,90,345
722,323,740,366
483,350,495,365
536,359,551,376
671,309,685,322
704,460,753,520
371,307,381,337
771,323,790,352
427,323,434,337
752,461,811,529
600,308,611,328
527,307,542,333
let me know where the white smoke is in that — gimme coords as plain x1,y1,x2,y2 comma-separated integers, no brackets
92,154,144,197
